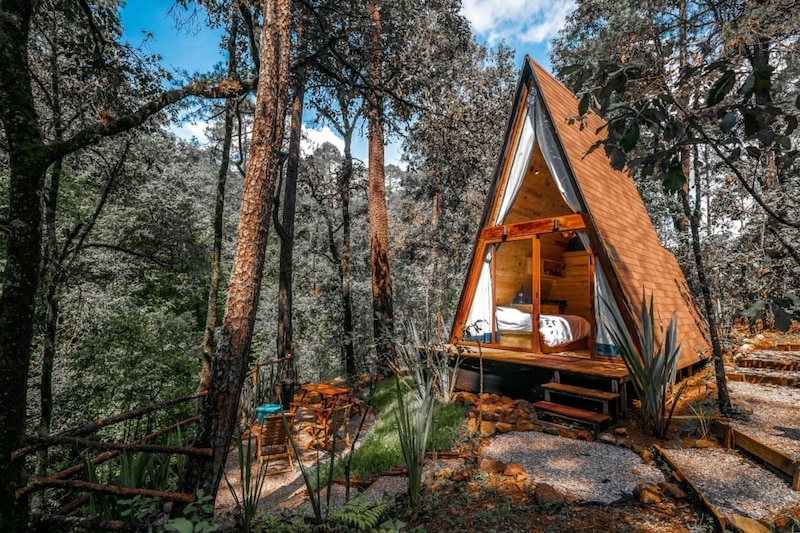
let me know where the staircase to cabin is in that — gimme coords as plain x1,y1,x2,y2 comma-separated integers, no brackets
532,372,623,434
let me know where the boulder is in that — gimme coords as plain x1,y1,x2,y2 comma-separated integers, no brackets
633,482,662,504
479,457,505,474
495,421,514,433
515,420,535,432
726,514,772,533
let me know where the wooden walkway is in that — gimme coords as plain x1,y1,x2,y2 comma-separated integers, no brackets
448,345,629,380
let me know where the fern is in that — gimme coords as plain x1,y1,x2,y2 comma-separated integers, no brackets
327,497,393,532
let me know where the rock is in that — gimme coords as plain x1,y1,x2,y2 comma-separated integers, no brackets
614,427,629,437
597,432,617,445
633,482,662,504
617,438,633,449
576,429,594,441
693,438,716,448
726,513,772,533
479,420,496,436
534,483,566,507
740,343,755,353
560,429,577,439
658,482,688,499
503,463,527,480
641,449,654,462
495,422,514,433
479,457,505,474
466,418,479,432
543,427,560,436
631,444,644,454
515,420,535,432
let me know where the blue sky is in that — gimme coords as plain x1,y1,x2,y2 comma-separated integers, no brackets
120,0,575,162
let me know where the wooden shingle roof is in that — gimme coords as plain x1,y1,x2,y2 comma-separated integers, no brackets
528,58,710,367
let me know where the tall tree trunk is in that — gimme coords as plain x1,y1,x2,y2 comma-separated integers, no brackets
365,1,394,365
275,55,305,382
180,0,293,503
0,3,48,529
200,5,240,393
678,0,731,416
339,130,356,377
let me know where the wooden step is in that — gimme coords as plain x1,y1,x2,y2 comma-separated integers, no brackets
541,382,619,416
532,401,611,433
541,382,619,402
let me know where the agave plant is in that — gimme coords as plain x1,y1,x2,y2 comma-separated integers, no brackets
395,376,435,507
603,292,686,439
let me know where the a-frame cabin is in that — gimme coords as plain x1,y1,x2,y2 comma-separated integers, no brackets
449,57,711,425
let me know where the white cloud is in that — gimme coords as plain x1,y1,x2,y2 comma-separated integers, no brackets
301,125,345,155
170,120,211,144
460,0,575,46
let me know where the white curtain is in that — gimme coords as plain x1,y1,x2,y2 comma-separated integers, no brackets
495,103,536,225
465,248,495,342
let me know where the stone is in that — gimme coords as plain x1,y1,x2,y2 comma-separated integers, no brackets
534,483,566,507
543,427,560,436
495,422,514,433
693,438,716,448
560,429,577,439
633,482,662,504
726,513,772,533
614,427,629,437
641,449,654,463
479,420,496,436
576,429,594,441
515,420,535,432
503,463,527,479
479,457,505,474
466,418,479,432
658,482,688,499
597,432,617,445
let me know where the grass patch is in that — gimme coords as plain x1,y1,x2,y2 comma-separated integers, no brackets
342,376,467,480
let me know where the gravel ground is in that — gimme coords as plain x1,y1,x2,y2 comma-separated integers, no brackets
665,447,799,520
728,380,800,458
480,431,665,504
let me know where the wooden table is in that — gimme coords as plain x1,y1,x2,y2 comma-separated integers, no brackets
293,383,351,427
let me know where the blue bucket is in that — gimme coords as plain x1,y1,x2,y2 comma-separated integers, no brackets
256,403,282,424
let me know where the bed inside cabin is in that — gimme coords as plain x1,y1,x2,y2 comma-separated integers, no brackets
487,231,593,353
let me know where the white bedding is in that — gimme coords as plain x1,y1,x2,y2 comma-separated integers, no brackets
495,306,591,347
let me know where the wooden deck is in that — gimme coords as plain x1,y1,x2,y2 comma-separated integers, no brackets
448,344,629,380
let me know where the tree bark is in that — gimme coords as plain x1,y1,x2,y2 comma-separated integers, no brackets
339,129,357,377
179,0,293,504
365,1,394,365
200,4,240,393
0,3,49,529
275,51,305,381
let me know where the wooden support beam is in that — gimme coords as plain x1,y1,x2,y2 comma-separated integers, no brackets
712,421,800,490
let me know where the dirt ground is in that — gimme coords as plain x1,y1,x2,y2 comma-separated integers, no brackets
218,329,800,532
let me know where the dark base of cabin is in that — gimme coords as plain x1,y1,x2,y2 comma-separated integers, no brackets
451,344,631,422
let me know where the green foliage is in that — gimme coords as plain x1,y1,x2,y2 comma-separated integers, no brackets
224,432,269,533
164,490,218,533
603,292,686,438
392,323,463,404
340,377,466,481
395,377,435,506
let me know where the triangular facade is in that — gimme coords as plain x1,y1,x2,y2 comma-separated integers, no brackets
450,57,710,371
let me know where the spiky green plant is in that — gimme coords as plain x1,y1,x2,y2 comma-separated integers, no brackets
224,431,269,533
395,376,435,507
603,292,687,438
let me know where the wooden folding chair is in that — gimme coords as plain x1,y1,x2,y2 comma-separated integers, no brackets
310,403,352,452
255,413,295,474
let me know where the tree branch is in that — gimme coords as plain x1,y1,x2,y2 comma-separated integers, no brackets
46,79,255,163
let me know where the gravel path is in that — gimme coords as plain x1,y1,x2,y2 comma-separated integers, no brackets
481,432,664,504
728,380,800,458
665,447,799,520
